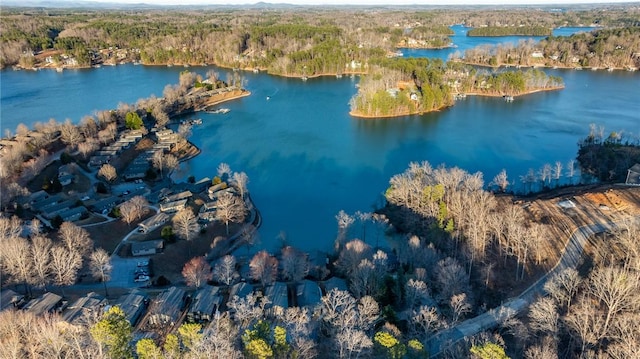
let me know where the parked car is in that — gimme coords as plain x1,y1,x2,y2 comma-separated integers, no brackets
134,275,150,282
137,260,149,267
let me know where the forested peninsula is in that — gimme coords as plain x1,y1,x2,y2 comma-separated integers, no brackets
349,59,563,118
458,26,640,70
467,26,552,37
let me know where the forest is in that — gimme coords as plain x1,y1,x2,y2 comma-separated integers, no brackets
466,26,552,37
458,26,640,70
1,4,638,71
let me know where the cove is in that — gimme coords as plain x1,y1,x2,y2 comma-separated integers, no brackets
1,27,637,253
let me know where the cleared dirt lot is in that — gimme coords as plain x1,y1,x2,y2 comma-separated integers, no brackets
514,184,640,271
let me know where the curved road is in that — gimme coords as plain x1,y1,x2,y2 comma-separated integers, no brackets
426,218,629,357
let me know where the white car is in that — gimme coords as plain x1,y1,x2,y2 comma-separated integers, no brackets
134,275,150,282
137,260,149,267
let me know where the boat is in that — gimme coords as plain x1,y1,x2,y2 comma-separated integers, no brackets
607,67,614,72
207,108,230,114
253,68,259,73
266,96,270,100
56,67,63,73
454,93,467,100
302,75,308,81
336,74,343,79
504,95,514,102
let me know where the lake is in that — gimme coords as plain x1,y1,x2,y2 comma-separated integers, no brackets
1,27,637,253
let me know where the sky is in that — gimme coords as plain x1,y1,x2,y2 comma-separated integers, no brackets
88,0,637,5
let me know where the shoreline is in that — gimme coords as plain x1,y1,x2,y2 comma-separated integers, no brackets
452,59,637,72
349,86,563,119
349,103,452,119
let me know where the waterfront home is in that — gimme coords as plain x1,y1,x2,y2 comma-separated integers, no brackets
148,286,186,327
163,190,193,203
264,282,288,316
321,277,348,295
296,280,322,308
229,282,253,300
0,289,25,312
187,286,222,323
137,213,170,233
23,292,64,316
131,239,164,256
62,292,108,326
160,199,188,213
114,289,149,326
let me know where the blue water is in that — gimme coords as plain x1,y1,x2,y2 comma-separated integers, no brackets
401,25,597,61
1,27,637,253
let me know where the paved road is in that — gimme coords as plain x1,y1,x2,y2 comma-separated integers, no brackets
426,218,627,357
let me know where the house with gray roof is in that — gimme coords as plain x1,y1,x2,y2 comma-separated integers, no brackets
62,292,108,325
296,280,322,308
264,282,288,316
23,292,64,316
131,239,164,256
114,289,149,326
187,286,222,323
137,213,170,233
148,287,185,327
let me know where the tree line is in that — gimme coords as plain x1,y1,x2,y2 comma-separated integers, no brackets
2,5,638,70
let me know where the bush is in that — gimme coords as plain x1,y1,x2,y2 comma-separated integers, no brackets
96,182,108,194
60,152,73,164
51,215,63,229
145,168,157,180
155,275,170,286
161,226,175,243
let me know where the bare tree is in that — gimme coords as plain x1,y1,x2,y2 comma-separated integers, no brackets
450,293,472,323
492,169,509,192
182,256,212,289
58,222,93,258
151,151,165,178
544,268,581,309
335,328,373,359
249,250,278,287
280,246,309,283
212,254,239,286
1,236,33,293
588,266,640,338
60,119,83,149
524,336,558,359
50,245,83,288
528,297,559,338
78,139,98,159
231,171,249,199
172,208,199,256
90,248,112,296
435,257,469,302
566,159,576,183
217,162,232,181
410,305,445,343
552,161,563,182
177,123,192,141
119,196,149,226
30,235,52,289
164,154,179,175
564,296,604,356
335,239,372,277
98,164,117,183
335,210,355,250
215,192,246,235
